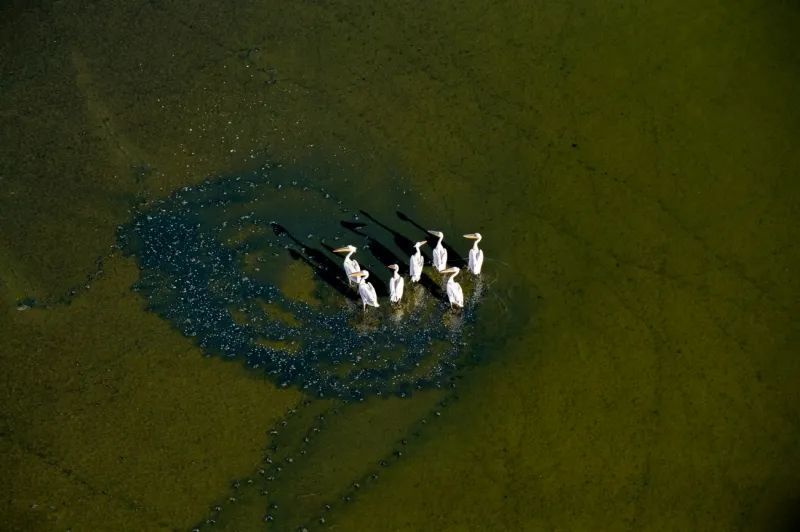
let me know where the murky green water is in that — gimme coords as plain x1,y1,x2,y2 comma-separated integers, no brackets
2,1,799,530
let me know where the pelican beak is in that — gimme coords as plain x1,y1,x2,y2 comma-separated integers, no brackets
463,233,478,239
387,264,398,270
428,230,443,237
416,240,428,246
443,267,459,274
333,246,350,253
349,271,365,279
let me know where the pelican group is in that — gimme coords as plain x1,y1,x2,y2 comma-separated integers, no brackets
331,229,484,312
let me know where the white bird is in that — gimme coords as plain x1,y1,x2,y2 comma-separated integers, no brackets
349,270,379,311
333,245,360,286
428,230,447,271
409,240,427,282
463,233,484,275
442,266,464,309
387,264,404,303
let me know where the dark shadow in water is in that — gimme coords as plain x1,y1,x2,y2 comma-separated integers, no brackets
339,220,404,267
359,210,418,259
418,272,446,301
396,210,466,266
271,222,358,300
286,249,357,301
335,221,395,296
766,495,800,532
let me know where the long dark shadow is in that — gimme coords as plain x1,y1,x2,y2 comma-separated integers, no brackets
339,221,407,269
417,272,446,301
359,210,417,259
393,210,432,262
271,222,357,300
316,240,386,297
395,210,466,266
333,222,393,295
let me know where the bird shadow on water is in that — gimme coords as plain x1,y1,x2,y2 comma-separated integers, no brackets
115,161,530,530
396,209,467,266
271,222,358,301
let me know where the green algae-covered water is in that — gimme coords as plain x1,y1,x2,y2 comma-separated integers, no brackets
2,1,799,530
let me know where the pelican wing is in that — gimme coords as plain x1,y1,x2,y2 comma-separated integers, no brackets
447,280,464,308
433,245,448,271
361,281,380,307
344,258,360,276
410,253,423,282
468,248,483,275
390,276,404,303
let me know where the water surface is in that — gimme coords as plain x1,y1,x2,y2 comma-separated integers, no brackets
1,0,798,530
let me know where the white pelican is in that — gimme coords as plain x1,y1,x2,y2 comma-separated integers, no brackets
442,266,464,309
349,270,379,311
387,264,404,303
428,230,447,272
409,240,427,282
463,233,484,275
333,245,360,286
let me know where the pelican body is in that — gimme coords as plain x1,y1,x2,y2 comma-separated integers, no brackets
388,264,404,303
442,267,464,309
334,245,360,286
409,240,426,282
463,233,484,275
349,270,379,311
429,230,447,272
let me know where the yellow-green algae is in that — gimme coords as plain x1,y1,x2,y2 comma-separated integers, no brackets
1,0,799,531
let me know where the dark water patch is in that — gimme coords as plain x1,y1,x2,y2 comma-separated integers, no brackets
117,163,497,400
764,495,800,532
118,160,530,530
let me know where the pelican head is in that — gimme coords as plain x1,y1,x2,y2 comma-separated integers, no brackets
463,233,482,240
349,270,369,280
428,230,444,238
413,240,427,249
333,244,357,254
442,266,460,275
387,264,399,272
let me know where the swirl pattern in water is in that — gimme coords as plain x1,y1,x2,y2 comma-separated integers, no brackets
117,164,483,399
